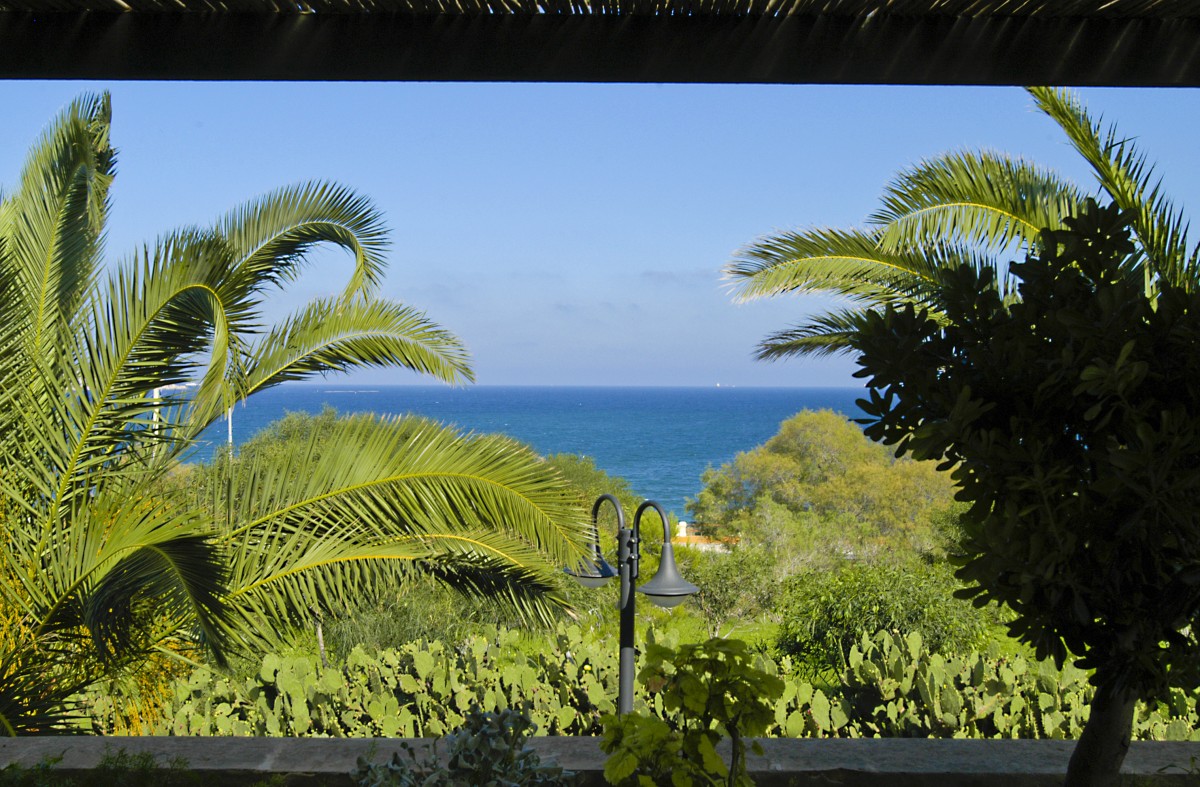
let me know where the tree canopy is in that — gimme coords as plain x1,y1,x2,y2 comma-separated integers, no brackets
688,409,955,567
0,94,589,733
725,87,1199,360
851,200,1200,786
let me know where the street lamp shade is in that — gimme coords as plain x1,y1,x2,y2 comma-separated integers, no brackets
637,541,699,607
566,549,617,589
634,500,699,609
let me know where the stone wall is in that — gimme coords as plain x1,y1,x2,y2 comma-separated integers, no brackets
1,737,1198,785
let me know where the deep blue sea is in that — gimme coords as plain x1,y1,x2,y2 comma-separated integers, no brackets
195,385,866,517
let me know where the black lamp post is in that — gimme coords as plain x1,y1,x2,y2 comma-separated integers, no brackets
566,493,699,715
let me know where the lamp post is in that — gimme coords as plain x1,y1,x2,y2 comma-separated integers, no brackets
566,493,699,715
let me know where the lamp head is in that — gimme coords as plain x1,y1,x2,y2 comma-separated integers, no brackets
565,554,617,589
633,499,700,609
637,555,699,607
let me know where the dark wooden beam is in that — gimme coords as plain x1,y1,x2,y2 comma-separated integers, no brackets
2,10,1198,85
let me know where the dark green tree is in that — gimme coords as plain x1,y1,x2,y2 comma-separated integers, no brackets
851,200,1200,787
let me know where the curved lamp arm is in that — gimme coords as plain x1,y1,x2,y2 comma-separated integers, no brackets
564,493,620,588
634,500,700,609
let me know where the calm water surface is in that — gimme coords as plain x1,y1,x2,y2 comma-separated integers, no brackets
195,385,867,517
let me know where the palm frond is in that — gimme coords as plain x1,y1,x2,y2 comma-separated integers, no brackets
0,93,591,729
725,227,940,303
238,296,473,400
871,149,1084,256
216,181,390,300
0,650,89,735
3,93,113,364
16,231,258,530
213,414,589,643
1029,86,1195,289
753,306,875,360
4,485,228,651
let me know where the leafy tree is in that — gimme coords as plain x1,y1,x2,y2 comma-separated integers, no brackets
678,545,778,638
775,558,989,677
0,95,588,732
725,87,1198,359
851,201,1200,786
688,409,954,567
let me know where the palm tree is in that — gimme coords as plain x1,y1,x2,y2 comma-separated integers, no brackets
725,87,1200,359
0,94,589,733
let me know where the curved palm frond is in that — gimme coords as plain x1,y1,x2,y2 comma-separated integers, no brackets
726,227,941,303
11,231,261,539
0,650,91,735
213,414,589,646
753,306,875,361
872,149,1084,256
216,181,390,300
1028,86,1197,289
733,89,1197,362
0,480,230,675
238,296,473,401
2,93,113,365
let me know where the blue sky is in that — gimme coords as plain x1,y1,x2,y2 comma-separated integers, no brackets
1,82,1197,387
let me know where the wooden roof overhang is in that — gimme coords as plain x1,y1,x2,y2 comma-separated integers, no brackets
1,1,1198,85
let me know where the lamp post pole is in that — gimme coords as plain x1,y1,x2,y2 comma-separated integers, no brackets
568,493,699,716
615,497,638,716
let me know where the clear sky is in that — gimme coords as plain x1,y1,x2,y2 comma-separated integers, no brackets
1,82,1197,387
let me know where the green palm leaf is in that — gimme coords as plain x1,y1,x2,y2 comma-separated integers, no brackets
217,181,390,299
872,149,1083,256
1,483,228,660
238,296,473,399
1028,86,1200,290
0,651,90,735
731,88,1194,360
752,307,875,361
726,227,939,303
212,414,589,646
14,231,260,537
1,93,113,365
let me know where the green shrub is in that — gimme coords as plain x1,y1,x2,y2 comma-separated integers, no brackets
837,630,1200,741
156,624,621,737
0,749,200,787
679,545,779,638
775,558,990,675
136,622,1199,743
601,637,784,787
354,706,574,786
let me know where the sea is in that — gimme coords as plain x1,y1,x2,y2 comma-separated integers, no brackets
194,385,867,518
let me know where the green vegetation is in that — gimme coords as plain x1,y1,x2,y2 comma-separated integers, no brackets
722,84,1200,783
776,558,989,677
852,201,1200,785
688,409,956,567
90,622,1199,744
0,94,587,733
600,637,784,787
355,706,574,786
725,87,1196,360
681,409,971,655
8,91,1198,787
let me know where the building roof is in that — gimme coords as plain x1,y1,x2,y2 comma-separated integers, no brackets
4,1,1197,16
1,0,1197,83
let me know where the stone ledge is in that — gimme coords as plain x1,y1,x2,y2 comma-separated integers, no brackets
1,737,1198,785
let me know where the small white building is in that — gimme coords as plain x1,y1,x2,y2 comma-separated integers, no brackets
674,521,733,553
